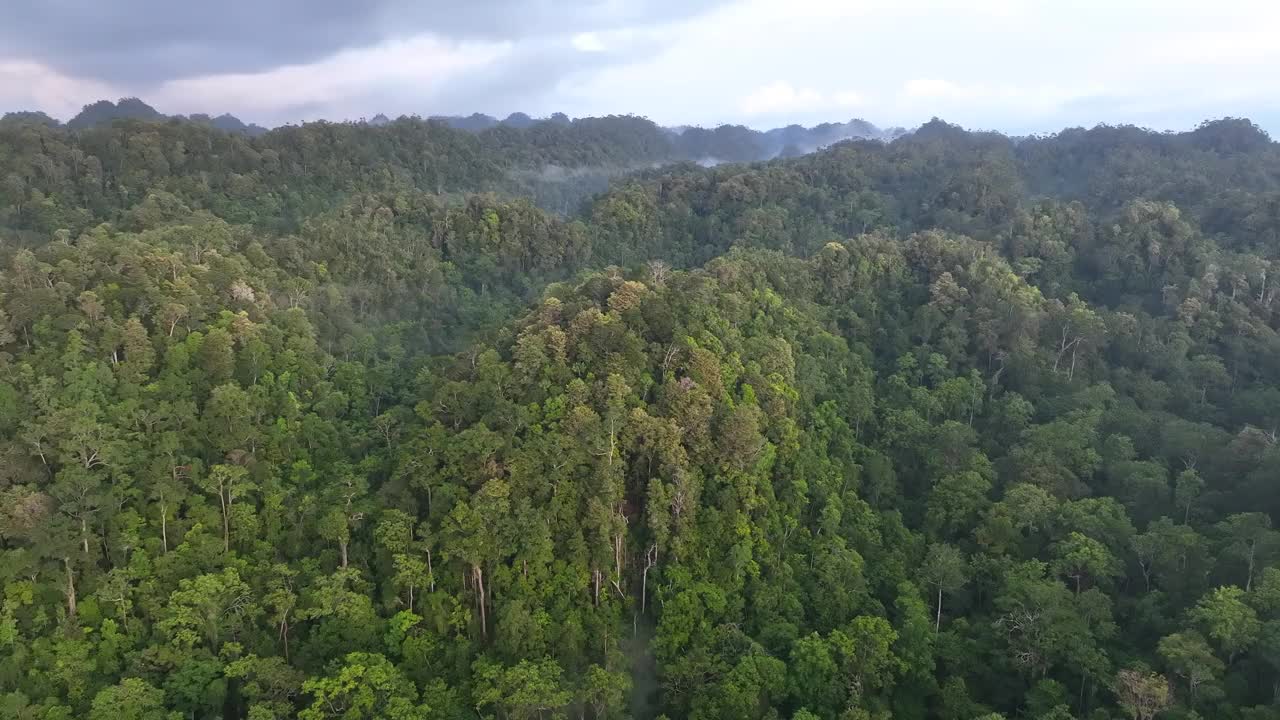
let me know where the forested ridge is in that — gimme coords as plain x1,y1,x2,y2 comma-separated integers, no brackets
3,110,1280,720
0,100,900,224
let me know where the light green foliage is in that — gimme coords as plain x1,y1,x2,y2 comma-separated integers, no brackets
158,567,255,649
1158,631,1223,701
1051,532,1122,594
582,665,631,720
299,653,424,720
88,678,176,720
473,658,572,720
1191,586,1262,659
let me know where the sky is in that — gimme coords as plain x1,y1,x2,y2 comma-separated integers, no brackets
3,0,1280,135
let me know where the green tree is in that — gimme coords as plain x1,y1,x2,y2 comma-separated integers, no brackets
1218,513,1276,591
299,652,425,720
1051,532,1121,595
89,678,176,720
159,567,256,650
1157,631,1223,701
473,658,572,720
920,544,968,630
1190,586,1261,662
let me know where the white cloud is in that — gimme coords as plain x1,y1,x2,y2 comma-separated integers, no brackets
149,35,510,123
897,78,1104,120
568,0,1280,133
741,82,824,115
740,81,861,116
832,91,864,108
571,32,607,53
6,0,1280,134
901,78,981,103
0,60,120,119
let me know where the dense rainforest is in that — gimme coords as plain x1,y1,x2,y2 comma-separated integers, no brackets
2,99,899,221
2,107,1280,720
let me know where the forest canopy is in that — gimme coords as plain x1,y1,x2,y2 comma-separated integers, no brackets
2,109,1280,720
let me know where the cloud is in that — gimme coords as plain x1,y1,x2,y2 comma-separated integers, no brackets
740,82,861,116
571,32,608,53
832,91,864,108
0,61,120,121
148,36,511,123
0,0,729,125
741,82,824,115
132,23,680,125
5,0,1280,134
901,79,982,103
898,78,1103,119
0,0,729,85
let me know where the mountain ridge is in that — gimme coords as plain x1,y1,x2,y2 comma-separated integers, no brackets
3,97,903,162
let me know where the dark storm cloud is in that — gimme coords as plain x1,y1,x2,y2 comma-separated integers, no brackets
0,0,725,84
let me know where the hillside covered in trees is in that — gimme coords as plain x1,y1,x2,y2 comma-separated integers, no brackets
2,110,1280,720
2,99,900,218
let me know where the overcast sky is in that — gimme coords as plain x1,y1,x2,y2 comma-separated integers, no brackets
3,0,1279,134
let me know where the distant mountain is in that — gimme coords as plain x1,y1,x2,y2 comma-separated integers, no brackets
433,112,502,131
424,111,906,163
0,111,60,127
430,111,586,131
40,98,267,135
673,118,903,164
762,118,906,152
503,112,537,129
12,97,906,166
66,97,164,129
188,112,269,137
